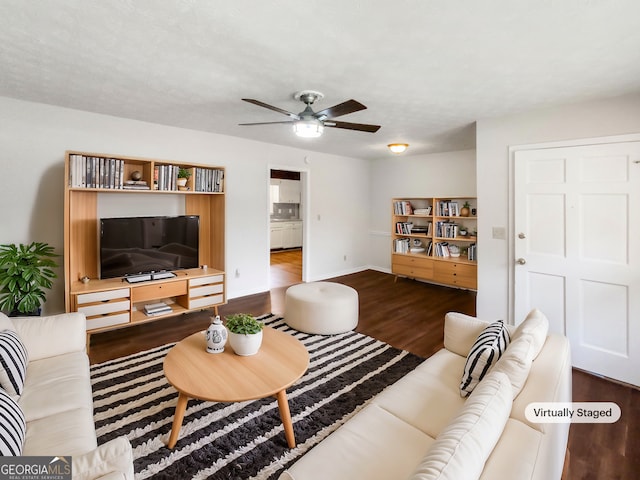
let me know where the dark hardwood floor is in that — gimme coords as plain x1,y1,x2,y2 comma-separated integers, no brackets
88,255,638,480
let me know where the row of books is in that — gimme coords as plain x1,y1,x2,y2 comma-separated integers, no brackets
436,200,461,217
68,154,126,189
393,200,413,215
395,239,477,261
435,221,460,238
154,165,181,191
393,238,411,254
193,167,224,193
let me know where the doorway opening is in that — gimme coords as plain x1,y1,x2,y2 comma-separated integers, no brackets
269,169,303,288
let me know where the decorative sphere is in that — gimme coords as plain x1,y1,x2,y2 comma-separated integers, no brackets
131,170,142,181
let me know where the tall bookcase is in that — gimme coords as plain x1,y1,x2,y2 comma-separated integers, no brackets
63,151,226,343
391,197,477,290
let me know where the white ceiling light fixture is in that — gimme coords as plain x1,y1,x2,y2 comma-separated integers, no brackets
293,118,325,138
388,143,409,154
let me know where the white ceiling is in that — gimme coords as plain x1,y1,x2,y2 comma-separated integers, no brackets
1,0,639,160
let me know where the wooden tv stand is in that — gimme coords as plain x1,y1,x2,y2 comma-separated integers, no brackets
62,150,226,347
71,267,225,348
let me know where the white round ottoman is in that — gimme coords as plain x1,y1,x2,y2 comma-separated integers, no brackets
285,282,359,334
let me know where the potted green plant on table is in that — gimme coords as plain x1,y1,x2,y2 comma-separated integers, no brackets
0,242,59,316
225,313,264,356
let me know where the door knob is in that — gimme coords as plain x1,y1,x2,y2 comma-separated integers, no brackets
516,258,526,265
518,233,526,239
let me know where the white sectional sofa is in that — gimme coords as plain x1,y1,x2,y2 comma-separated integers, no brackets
0,312,134,480
280,309,572,480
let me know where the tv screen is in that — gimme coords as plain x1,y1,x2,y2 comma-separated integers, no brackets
100,215,199,279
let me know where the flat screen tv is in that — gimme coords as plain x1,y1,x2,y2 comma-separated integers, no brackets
100,215,199,279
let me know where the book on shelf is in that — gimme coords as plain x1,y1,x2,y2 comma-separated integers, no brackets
144,302,172,315
467,243,477,261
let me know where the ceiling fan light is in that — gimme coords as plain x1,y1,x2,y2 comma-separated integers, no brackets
294,119,324,138
388,143,409,154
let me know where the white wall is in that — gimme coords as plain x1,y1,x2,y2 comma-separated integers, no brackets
367,150,476,271
0,96,370,314
476,93,640,323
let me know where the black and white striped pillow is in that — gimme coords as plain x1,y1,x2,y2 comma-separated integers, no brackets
0,387,26,455
460,320,510,397
0,330,28,397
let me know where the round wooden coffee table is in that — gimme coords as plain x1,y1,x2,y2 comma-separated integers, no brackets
163,326,309,449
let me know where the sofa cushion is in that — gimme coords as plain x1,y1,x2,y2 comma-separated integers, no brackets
0,329,28,397
460,320,510,397
281,403,435,480
491,333,535,398
11,313,86,361
512,309,549,359
479,418,542,480
72,437,135,480
409,371,513,480
373,350,466,437
23,407,98,456
0,388,26,455
19,351,92,422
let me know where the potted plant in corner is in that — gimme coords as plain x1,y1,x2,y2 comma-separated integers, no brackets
0,242,59,316
225,313,264,356
177,168,191,190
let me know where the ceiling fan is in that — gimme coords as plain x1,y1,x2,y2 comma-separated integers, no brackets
239,90,381,138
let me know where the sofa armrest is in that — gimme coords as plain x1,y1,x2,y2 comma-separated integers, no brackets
72,437,134,480
11,312,86,361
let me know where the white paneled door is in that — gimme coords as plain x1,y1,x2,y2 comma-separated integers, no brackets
514,141,640,386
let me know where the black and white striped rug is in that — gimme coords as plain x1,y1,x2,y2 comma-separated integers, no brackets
91,314,424,479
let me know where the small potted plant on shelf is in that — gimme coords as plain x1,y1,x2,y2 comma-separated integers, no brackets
177,168,192,190
225,313,264,356
0,242,59,316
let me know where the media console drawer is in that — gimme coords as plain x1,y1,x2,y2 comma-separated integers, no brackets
188,274,225,309
75,288,131,331
131,281,188,303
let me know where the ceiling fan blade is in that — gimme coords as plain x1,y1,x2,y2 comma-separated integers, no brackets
239,121,295,126
326,120,381,133
314,99,367,120
242,99,300,119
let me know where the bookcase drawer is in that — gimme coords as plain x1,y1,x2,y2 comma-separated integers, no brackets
131,281,188,303
392,254,434,279
434,262,477,289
